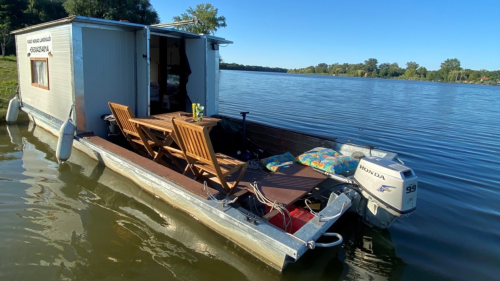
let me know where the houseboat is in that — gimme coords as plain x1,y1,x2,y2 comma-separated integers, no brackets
10,16,418,271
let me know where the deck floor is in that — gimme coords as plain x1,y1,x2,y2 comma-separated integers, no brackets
81,134,220,199
236,164,327,206
89,132,327,208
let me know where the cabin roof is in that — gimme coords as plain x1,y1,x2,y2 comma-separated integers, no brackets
11,15,233,44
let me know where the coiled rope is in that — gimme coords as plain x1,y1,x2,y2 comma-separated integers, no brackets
250,181,292,233
247,159,269,175
204,182,237,206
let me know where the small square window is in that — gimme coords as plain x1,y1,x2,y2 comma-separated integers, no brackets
31,58,49,90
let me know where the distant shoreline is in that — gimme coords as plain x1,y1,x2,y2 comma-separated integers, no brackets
220,69,499,86
221,59,500,86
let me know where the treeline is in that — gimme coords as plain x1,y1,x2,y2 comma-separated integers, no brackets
288,58,500,84
0,0,159,57
220,62,287,73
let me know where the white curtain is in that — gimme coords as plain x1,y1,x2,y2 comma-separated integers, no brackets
33,60,47,86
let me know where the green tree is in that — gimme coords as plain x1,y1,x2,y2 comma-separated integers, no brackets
378,63,390,78
404,62,419,78
25,0,67,25
468,71,480,82
315,63,328,74
406,61,419,70
63,0,159,24
0,0,29,56
426,71,442,81
364,58,378,75
389,63,403,77
404,68,417,78
440,58,461,72
448,70,467,82
303,66,315,74
440,58,461,81
0,18,11,58
0,0,28,28
416,66,427,78
173,3,226,35
379,63,390,69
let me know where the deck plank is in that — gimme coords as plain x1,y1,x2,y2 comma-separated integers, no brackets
239,164,327,207
81,135,219,199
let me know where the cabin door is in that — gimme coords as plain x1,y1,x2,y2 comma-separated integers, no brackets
136,26,150,116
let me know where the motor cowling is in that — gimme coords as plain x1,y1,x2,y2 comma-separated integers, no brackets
353,156,418,228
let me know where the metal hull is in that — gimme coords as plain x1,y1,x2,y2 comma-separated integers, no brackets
22,107,352,272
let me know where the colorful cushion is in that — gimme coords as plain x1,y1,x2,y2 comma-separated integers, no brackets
296,147,342,166
296,147,359,174
260,152,295,172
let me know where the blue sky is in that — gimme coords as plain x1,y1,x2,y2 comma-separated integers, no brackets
150,0,500,71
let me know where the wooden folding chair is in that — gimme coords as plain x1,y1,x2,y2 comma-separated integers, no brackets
172,118,247,194
108,102,157,156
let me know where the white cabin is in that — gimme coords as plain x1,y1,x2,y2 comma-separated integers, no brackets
12,16,231,137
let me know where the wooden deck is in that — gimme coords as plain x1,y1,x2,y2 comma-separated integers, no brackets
83,116,330,209
80,134,220,199
236,164,327,207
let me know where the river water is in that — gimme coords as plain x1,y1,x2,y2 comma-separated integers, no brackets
1,70,499,280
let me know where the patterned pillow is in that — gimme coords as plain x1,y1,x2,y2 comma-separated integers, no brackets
296,147,359,174
296,147,342,166
260,152,295,172
311,155,359,174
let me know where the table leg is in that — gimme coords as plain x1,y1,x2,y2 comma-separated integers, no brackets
141,125,183,171
136,124,171,168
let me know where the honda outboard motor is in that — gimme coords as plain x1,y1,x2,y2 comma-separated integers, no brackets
353,156,418,228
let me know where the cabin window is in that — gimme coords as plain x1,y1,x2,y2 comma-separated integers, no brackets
30,58,49,89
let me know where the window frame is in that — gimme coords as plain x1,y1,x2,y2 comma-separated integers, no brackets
30,57,50,90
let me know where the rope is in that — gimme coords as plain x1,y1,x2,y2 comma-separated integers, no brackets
286,232,316,250
247,159,260,169
250,181,292,233
247,159,270,175
318,201,348,222
68,101,75,119
205,182,237,207
16,85,23,107
304,195,348,222
304,199,318,217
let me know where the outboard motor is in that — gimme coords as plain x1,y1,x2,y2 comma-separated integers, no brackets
352,156,418,228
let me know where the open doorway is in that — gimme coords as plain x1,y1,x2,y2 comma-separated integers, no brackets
150,35,190,115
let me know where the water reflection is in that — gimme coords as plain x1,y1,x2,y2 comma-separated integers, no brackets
337,216,405,280
280,214,404,281
6,124,23,150
2,123,275,280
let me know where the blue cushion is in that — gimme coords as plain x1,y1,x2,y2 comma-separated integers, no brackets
296,147,359,174
260,152,295,172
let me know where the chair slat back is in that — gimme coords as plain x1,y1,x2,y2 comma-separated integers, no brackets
172,119,219,168
108,102,140,137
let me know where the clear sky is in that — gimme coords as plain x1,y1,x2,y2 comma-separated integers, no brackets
150,0,500,71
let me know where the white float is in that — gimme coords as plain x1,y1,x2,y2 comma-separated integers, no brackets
6,96,20,123
55,118,76,163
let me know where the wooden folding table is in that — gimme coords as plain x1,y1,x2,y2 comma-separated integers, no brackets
129,112,220,171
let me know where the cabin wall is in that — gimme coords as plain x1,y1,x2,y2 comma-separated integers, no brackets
80,26,136,138
185,37,206,111
206,42,219,116
15,24,73,125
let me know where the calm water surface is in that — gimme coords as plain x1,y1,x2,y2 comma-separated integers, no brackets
1,70,499,280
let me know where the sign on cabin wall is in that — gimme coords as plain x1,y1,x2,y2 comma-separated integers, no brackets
26,32,52,58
